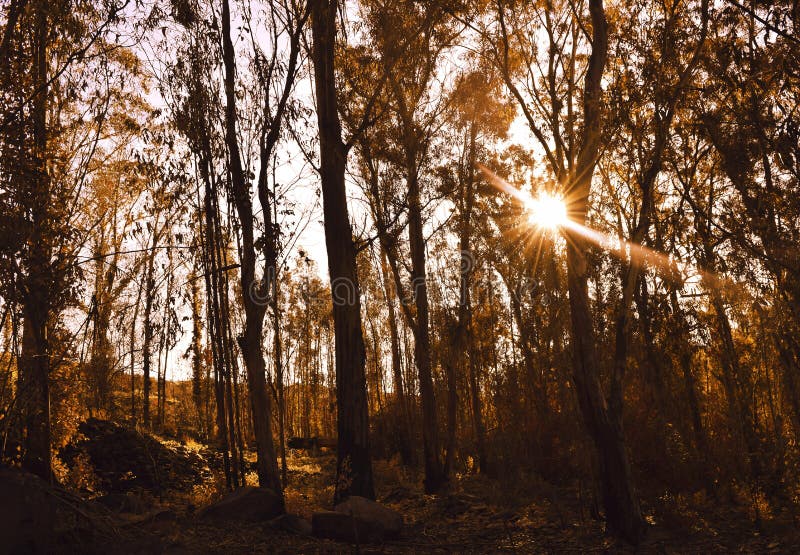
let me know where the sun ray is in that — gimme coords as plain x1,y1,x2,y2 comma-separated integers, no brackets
478,163,730,291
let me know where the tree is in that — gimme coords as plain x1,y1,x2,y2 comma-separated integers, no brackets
445,68,514,475
310,0,375,503
0,0,131,479
219,0,307,496
482,0,646,541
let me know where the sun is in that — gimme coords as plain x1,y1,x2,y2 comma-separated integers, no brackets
526,192,568,230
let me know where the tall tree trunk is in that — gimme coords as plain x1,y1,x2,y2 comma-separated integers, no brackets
141,223,158,429
669,287,712,489
407,163,445,493
220,0,282,497
157,242,174,429
311,0,375,503
190,258,205,437
19,0,51,480
20,305,49,479
130,265,144,426
563,0,645,542
709,285,760,478
272,275,288,487
203,184,232,488
389,66,446,491
89,231,117,415
380,251,413,465
459,124,488,475
443,349,457,477
212,221,243,487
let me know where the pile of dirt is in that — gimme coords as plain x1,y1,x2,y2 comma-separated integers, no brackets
60,418,214,494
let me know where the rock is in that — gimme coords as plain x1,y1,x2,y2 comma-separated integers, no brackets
335,495,403,538
123,509,177,533
381,486,415,503
312,511,384,544
287,437,337,452
0,467,56,553
149,508,177,522
95,492,146,514
438,494,471,518
200,487,283,522
122,508,175,525
268,513,312,536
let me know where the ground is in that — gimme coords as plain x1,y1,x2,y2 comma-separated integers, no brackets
101,449,800,553
27,423,800,553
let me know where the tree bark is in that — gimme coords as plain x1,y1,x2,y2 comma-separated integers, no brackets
141,221,158,429
220,0,282,497
130,265,144,426
458,124,488,475
272,274,288,487
381,250,413,465
407,158,445,492
18,0,51,481
563,0,646,543
202,182,233,488
311,0,375,503
190,259,205,437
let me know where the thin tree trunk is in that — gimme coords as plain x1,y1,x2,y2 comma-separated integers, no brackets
221,0,282,498
157,242,174,429
669,287,712,489
19,0,51,481
272,275,288,487
408,164,444,493
459,124,488,475
443,348,457,477
211,219,242,487
190,257,204,437
311,0,375,503
380,251,413,465
141,223,158,430
130,265,144,426
203,183,232,488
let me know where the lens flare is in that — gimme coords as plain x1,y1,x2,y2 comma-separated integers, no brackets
526,193,568,230
476,163,728,292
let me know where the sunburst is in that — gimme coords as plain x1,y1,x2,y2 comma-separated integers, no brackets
525,192,568,231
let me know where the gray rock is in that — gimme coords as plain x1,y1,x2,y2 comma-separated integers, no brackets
335,495,403,538
312,510,384,544
200,486,283,522
268,513,312,536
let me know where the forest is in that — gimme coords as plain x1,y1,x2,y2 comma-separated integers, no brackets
1,0,800,552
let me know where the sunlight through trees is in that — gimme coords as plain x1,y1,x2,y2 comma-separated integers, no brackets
1,0,800,550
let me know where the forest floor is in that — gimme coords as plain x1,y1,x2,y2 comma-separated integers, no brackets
95,446,800,553
24,421,800,553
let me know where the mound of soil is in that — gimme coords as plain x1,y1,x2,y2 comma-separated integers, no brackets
60,418,214,494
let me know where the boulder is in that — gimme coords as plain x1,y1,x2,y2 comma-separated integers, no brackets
287,437,337,452
312,511,383,544
95,492,146,514
200,486,283,522
335,495,403,538
268,513,312,536
122,508,177,531
381,486,415,503
0,467,56,553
